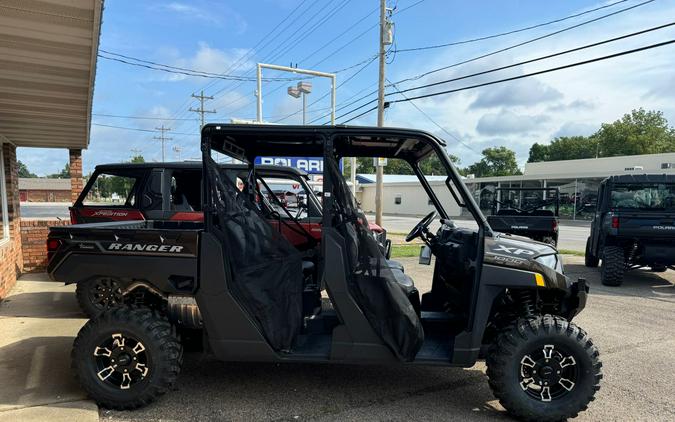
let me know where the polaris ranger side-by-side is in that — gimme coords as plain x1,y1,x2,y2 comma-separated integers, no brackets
486,187,560,246
66,162,391,317
49,125,601,421
585,174,675,286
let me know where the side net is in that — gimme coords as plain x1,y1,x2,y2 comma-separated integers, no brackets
325,157,424,361
204,155,304,351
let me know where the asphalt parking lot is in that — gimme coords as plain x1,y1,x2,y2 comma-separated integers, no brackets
100,256,674,422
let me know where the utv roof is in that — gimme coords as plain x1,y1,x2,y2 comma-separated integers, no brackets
603,174,675,184
202,124,447,162
93,162,310,178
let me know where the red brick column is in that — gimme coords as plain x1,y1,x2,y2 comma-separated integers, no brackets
0,143,23,298
69,148,83,204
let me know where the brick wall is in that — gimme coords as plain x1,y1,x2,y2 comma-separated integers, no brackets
70,149,83,204
20,218,69,273
24,189,71,202
0,143,23,299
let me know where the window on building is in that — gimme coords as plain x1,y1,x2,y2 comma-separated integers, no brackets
662,163,674,169
0,146,9,243
394,194,402,205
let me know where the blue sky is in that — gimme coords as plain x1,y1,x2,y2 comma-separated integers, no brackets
18,0,675,175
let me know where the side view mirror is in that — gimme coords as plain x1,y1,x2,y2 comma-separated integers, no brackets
419,245,432,265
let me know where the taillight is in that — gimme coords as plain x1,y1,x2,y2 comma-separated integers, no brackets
611,216,620,229
47,238,61,262
552,219,558,231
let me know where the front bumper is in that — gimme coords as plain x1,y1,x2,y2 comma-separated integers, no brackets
564,277,589,320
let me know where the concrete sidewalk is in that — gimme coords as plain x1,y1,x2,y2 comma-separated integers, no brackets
0,274,97,421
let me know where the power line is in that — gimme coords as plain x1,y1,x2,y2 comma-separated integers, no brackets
97,52,306,81
393,0,656,85
394,0,633,52
387,79,478,153
91,123,197,136
341,104,380,124
221,0,426,118
271,54,379,123
92,113,197,121
387,39,675,104
327,1,659,123
392,21,675,97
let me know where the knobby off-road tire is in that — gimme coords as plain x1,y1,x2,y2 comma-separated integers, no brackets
72,306,183,409
76,277,124,318
601,246,625,286
486,315,602,422
584,238,599,268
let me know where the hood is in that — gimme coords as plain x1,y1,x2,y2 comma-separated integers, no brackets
483,233,568,289
485,234,556,259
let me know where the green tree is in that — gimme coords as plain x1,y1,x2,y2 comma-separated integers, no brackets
342,153,461,177
528,136,598,162
130,155,145,163
17,160,37,178
528,109,675,162
47,163,70,179
465,147,522,177
595,108,675,157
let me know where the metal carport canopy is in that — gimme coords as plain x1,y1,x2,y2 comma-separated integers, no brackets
0,0,103,148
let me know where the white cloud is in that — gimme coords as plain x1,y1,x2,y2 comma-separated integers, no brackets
476,110,551,135
553,121,598,138
164,43,253,83
160,2,248,33
380,0,675,167
470,78,562,109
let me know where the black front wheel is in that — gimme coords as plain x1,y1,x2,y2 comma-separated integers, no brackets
72,307,183,409
486,315,602,422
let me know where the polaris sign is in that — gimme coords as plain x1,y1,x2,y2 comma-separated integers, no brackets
255,156,326,174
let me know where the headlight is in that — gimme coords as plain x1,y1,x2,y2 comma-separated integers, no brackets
535,254,558,270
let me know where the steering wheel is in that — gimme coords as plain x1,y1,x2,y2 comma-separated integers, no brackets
405,211,437,242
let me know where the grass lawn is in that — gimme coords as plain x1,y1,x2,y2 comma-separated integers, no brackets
390,244,424,258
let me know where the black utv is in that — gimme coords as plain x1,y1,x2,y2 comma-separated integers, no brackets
585,174,675,286
486,187,560,246
60,125,601,421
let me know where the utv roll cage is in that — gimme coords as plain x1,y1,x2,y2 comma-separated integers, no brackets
200,124,494,363
201,124,491,233
491,187,560,216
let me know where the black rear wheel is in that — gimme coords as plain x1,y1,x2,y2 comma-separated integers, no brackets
76,277,124,318
600,246,625,286
72,306,182,409
584,238,599,268
486,315,602,422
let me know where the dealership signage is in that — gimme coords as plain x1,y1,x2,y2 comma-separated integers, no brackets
255,156,339,174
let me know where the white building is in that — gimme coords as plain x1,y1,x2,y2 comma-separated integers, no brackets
357,153,675,220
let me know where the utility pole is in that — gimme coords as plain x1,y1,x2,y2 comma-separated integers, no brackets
153,125,172,162
375,0,392,226
173,145,182,161
189,90,216,129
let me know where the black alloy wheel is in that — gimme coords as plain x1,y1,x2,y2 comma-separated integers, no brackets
77,277,124,318
72,307,182,409
93,333,150,390
518,344,579,402
487,315,602,422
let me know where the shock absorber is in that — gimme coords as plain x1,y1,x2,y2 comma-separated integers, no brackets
515,290,536,318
